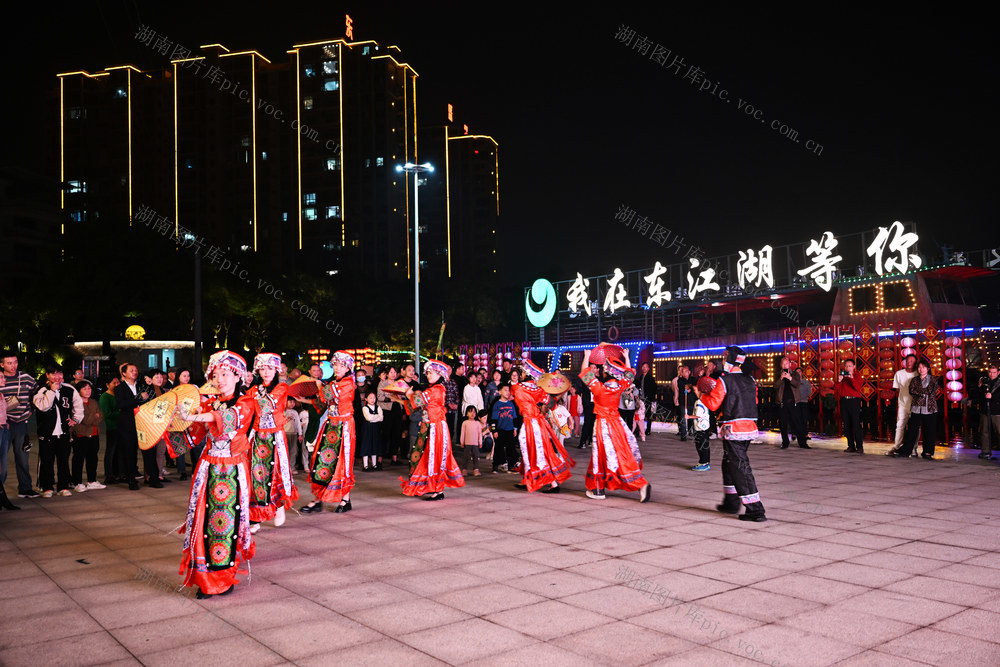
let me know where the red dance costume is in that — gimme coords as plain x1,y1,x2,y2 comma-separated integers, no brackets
585,372,647,492
400,383,465,495
310,375,356,503
511,382,574,491
248,382,299,522
179,393,257,595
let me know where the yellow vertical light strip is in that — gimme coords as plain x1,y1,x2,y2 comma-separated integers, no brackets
173,63,179,236
295,50,302,249
403,63,410,279
59,77,64,215
495,145,500,216
338,44,344,224
251,56,257,251
127,69,133,225
444,126,451,278
412,73,417,161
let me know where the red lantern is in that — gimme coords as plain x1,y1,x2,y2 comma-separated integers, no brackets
839,341,854,353
820,360,834,371
819,341,834,351
944,336,962,347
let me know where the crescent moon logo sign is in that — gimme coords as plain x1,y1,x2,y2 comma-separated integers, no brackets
525,278,557,328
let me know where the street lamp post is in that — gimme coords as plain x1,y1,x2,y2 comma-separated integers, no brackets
396,162,434,375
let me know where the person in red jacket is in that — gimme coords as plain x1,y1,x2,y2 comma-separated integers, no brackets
247,353,298,532
701,345,766,522
302,351,357,514
839,359,864,453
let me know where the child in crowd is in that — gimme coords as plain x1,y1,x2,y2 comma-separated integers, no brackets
71,380,105,492
551,394,572,448
568,385,582,437
490,384,520,474
360,391,383,471
478,409,494,465
460,406,482,476
283,397,304,470
691,378,713,471
298,407,311,471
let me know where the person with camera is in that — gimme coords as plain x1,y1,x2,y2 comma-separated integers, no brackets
775,356,809,449
976,365,999,460
839,359,864,454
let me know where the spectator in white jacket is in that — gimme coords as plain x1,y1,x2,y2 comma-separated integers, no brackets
31,365,84,497
462,372,485,416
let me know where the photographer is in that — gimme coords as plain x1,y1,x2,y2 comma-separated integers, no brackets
977,365,1000,460
839,359,864,454
775,356,808,449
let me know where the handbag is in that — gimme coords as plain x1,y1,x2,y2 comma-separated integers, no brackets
4,395,18,410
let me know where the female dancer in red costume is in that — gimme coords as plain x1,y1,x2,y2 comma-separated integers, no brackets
177,351,257,599
582,355,651,502
301,351,356,514
247,353,298,532
511,360,574,493
400,360,465,500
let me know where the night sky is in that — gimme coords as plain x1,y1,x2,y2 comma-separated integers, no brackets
6,3,997,289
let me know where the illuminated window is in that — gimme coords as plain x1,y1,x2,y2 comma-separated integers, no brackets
282,212,288,222
326,205,340,219
364,159,371,167
351,239,359,247
304,96,313,110
261,151,268,161
240,136,250,147
66,180,86,193
303,65,316,77
852,286,877,313
69,107,86,120
325,158,339,170
304,193,316,204
69,210,85,222
113,88,127,99
362,46,370,55
304,208,317,221
322,60,338,75
376,157,384,167
324,79,339,92
883,282,911,310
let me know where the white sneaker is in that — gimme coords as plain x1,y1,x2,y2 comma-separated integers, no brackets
74,484,88,493
274,506,286,527
42,490,54,498
87,481,106,490
58,489,72,497
250,523,261,534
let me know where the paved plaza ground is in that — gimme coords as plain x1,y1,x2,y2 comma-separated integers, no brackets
2,426,999,666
